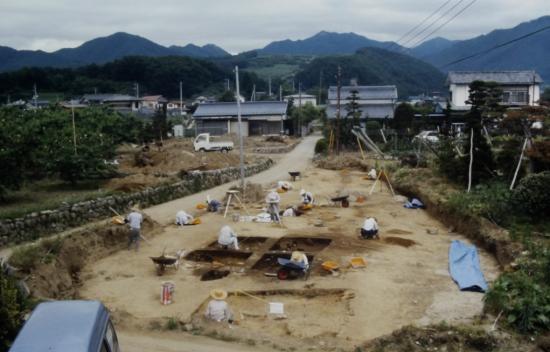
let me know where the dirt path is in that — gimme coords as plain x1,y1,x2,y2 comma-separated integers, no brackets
118,330,278,352
143,135,321,225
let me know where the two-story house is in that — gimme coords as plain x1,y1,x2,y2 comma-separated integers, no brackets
326,85,398,121
446,71,543,110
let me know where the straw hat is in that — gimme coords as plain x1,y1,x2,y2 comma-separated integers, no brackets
210,289,228,300
291,251,305,262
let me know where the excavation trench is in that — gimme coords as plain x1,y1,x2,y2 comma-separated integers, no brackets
185,249,253,265
269,237,332,252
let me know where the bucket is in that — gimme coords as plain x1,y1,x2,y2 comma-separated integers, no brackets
232,213,240,223
161,281,175,305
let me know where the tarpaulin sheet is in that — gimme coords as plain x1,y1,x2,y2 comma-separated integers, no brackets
448,240,488,292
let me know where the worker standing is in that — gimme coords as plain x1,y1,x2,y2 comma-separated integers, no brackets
360,217,379,239
125,206,143,251
218,225,239,250
266,189,281,223
204,289,233,323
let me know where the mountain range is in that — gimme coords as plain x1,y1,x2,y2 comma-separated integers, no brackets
0,32,229,72
1,16,549,82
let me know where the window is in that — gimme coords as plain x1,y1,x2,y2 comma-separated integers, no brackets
105,321,120,352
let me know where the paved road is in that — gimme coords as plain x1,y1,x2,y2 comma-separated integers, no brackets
144,135,320,225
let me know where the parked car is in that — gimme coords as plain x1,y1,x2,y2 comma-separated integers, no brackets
9,300,120,352
193,133,234,152
413,130,440,143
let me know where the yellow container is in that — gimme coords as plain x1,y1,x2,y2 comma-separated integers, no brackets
322,261,339,271
350,257,367,268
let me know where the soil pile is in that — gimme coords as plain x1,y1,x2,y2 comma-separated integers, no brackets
362,325,532,352
316,154,370,171
107,139,264,191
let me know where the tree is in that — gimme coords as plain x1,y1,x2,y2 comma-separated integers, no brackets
217,90,236,102
462,81,496,185
392,103,414,133
0,108,28,198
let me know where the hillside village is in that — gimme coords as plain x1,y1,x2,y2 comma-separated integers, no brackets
1,5,550,352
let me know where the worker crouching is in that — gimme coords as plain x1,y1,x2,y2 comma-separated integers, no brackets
361,217,380,240
204,289,234,323
218,225,239,250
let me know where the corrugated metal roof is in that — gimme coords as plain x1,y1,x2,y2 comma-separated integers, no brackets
328,86,398,100
193,101,288,118
83,94,141,102
326,104,395,119
446,71,543,85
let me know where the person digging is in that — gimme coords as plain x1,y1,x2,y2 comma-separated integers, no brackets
299,189,314,211
266,189,281,223
175,210,201,226
125,206,143,251
204,289,234,324
360,217,379,240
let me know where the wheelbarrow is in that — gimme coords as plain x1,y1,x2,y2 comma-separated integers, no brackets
150,255,179,276
276,258,309,281
331,195,350,208
288,171,301,181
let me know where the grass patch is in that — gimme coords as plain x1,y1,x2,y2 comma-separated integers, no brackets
0,179,115,219
8,237,64,272
165,317,179,331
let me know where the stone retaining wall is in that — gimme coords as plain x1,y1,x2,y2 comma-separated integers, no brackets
0,159,273,248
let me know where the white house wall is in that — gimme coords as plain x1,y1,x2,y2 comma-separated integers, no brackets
450,84,471,108
230,120,249,137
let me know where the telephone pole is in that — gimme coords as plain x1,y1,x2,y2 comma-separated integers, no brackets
318,70,323,105
336,66,342,155
235,66,245,190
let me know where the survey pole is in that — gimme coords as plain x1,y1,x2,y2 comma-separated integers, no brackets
235,66,246,191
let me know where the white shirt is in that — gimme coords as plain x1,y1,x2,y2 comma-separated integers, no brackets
176,211,193,225
282,208,295,217
218,226,237,245
277,181,292,190
368,169,377,179
292,253,309,267
204,300,232,322
266,191,281,204
126,212,143,229
362,218,378,231
302,192,313,204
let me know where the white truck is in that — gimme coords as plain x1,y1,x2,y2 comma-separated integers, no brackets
193,133,234,152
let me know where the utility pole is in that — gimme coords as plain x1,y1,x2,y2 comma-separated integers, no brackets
179,81,183,116
318,70,323,105
251,84,256,101
32,83,38,109
292,77,295,93
298,82,302,137
134,82,139,98
224,78,230,91
234,66,245,191
279,85,282,102
71,104,77,155
336,66,342,155
268,76,272,97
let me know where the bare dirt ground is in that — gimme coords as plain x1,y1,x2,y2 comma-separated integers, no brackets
79,149,500,351
106,137,272,192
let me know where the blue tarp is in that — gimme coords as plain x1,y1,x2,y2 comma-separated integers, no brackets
448,240,488,292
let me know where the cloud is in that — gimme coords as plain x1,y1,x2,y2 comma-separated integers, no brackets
0,0,547,53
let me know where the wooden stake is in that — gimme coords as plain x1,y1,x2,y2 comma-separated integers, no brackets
510,137,528,190
356,136,366,160
467,128,474,193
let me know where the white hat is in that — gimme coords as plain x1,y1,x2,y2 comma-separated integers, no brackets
300,189,306,196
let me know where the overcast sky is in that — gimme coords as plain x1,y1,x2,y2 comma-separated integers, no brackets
0,0,547,53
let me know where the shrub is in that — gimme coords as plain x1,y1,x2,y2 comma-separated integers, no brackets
447,182,512,225
314,138,328,154
511,171,550,218
0,270,25,351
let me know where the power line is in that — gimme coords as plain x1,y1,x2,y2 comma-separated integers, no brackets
408,0,478,49
400,0,466,49
442,24,550,68
386,0,453,50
